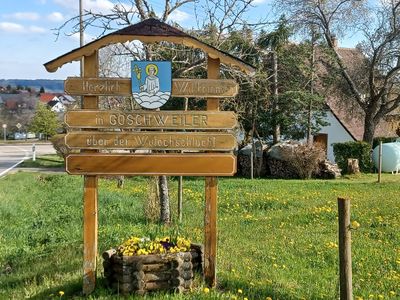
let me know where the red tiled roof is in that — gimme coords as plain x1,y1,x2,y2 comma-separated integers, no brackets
40,93,58,103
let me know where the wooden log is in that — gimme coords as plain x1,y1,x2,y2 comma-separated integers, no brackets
176,252,192,262
141,263,171,272
175,269,193,280
347,158,360,174
112,282,133,293
169,277,186,287
112,273,134,283
133,270,145,280
102,249,117,260
189,251,200,260
144,272,172,282
176,261,193,271
182,279,192,289
103,260,111,269
144,281,172,291
112,265,132,275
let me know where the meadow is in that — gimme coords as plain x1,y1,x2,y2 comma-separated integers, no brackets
0,162,399,299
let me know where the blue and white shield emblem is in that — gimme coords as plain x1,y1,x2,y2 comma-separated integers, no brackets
131,61,172,109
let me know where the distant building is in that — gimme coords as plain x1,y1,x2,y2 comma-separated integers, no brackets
313,40,399,162
47,99,66,113
39,93,59,104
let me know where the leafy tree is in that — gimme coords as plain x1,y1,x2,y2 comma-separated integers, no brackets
258,16,292,143
259,91,328,140
29,103,60,140
39,86,45,93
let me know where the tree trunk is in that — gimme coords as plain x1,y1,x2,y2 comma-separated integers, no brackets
307,28,316,145
272,50,280,144
362,114,377,146
159,175,170,224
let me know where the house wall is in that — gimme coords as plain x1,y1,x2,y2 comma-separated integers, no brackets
317,111,355,162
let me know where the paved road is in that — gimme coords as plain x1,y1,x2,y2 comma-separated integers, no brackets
0,143,56,177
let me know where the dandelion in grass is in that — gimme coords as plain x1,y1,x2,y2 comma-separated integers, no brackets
351,220,361,229
238,289,243,294
266,297,272,300
59,290,64,297
203,287,210,293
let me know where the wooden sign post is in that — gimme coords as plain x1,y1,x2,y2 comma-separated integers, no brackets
204,56,220,287
82,51,99,295
44,18,255,295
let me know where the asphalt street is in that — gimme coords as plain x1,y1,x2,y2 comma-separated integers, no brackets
0,143,56,177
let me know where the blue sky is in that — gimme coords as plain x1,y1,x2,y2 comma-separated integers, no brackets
0,0,359,80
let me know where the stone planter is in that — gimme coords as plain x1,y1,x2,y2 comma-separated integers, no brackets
103,244,203,295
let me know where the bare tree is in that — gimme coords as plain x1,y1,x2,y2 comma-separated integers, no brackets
274,0,400,145
56,0,263,223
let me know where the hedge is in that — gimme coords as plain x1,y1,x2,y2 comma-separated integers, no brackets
333,141,372,173
372,137,398,149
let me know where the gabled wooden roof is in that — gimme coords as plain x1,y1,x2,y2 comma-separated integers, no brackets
44,18,255,75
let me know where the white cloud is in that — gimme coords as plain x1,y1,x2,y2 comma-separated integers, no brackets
168,9,191,22
47,12,65,22
4,12,40,21
252,0,267,4
0,22,24,33
0,22,47,34
29,26,47,33
70,31,96,44
54,0,115,14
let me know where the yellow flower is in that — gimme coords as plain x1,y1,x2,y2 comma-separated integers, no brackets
355,297,363,300
244,298,248,300
266,297,273,300
59,290,65,296
203,287,210,293
389,291,396,297
378,295,384,299
351,220,361,229
238,289,243,294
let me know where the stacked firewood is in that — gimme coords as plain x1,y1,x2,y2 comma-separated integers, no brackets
103,244,203,295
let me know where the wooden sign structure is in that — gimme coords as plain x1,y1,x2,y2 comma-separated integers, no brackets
64,110,238,129
44,18,255,295
66,153,236,176
65,77,239,98
65,132,237,151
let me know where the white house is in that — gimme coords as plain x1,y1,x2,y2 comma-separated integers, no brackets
47,99,66,113
313,107,356,162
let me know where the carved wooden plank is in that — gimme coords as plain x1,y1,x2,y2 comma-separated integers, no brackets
64,77,238,97
64,110,238,130
65,131,237,151
66,153,236,176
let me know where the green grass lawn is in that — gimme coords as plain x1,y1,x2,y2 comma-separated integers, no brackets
19,155,64,168
0,172,399,299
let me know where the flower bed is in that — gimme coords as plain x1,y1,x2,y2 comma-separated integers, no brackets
103,237,203,295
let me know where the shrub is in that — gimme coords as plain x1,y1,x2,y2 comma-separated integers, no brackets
333,141,372,173
373,137,398,149
280,143,325,179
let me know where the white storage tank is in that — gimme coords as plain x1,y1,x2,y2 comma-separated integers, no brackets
372,142,400,173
